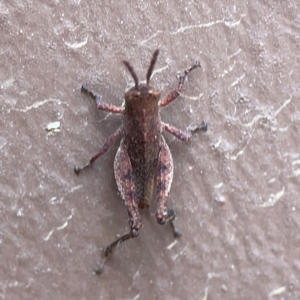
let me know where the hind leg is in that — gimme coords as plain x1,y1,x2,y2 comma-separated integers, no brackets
95,142,142,274
155,138,181,237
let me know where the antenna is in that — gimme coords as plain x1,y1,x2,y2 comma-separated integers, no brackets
146,49,159,85
123,60,139,89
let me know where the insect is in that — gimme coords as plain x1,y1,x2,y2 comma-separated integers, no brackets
74,49,207,274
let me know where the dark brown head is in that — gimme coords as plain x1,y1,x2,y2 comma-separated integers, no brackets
123,50,161,112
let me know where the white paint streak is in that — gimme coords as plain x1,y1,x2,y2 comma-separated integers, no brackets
292,160,300,165
221,61,236,77
57,212,74,230
293,169,300,177
183,92,204,101
278,125,290,132
274,97,292,117
171,14,246,35
167,239,178,250
241,114,264,127
226,131,254,160
260,187,285,207
213,138,222,149
51,185,83,204
228,49,242,59
268,286,286,298
284,152,299,159
214,182,223,189
230,73,245,87
140,31,163,45
241,96,292,128
44,210,75,241
172,246,186,261
43,229,55,241
15,98,62,112
202,287,209,300
65,36,88,49
1,78,14,89
151,65,168,77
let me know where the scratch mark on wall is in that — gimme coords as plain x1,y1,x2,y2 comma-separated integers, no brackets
64,36,88,49
171,14,246,35
260,187,285,207
14,98,62,113
43,209,75,241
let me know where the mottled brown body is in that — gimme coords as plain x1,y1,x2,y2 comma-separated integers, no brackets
122,85,162,210
74,50,207,274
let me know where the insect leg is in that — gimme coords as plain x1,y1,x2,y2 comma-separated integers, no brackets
95,142,142,274
81,84,124,114
155,138,180,237
94,232,133,275
165,209,181,237
162,121,207,142
74,127,123,174
159,61,201,107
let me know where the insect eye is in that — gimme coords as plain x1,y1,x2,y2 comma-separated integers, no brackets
148,90,160,98
130,91,140,100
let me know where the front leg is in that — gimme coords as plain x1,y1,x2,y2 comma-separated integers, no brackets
81,84,124,114
156,137,181,237
159,61,201,107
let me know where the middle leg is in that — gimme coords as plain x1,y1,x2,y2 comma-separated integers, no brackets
162,121,207,142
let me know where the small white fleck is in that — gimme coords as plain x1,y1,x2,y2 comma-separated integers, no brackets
167,239,178,250
268,286,286,297
17,208,24,216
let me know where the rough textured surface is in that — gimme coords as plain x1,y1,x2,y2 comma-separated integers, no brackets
1,1,300,299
